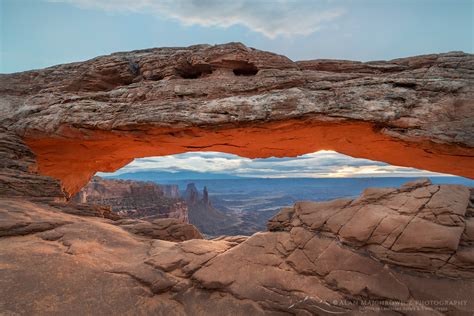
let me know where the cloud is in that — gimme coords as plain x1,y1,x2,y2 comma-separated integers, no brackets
48,0,345,38
100,150,449,178
115,152,251,174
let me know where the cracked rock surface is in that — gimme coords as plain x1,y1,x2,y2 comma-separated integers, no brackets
1,179,473,315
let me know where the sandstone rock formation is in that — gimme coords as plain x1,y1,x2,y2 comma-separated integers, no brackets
1,179,473,314
268,178,474,279
1,43,474,315
0,129,64,198
184,183,237,236
183,183,200,205
52,200,121,220
0,43,472,196
115,218,203,242
72,176,188,222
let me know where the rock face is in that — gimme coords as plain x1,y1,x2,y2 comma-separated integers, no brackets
268,178,474,279
115,218,203,242
184,183,236,236
72,176,188,222
202,186,210,205
0,129,64,198
1,180,474,314
183,183,200,205
0,43,472,196
161,185,180,199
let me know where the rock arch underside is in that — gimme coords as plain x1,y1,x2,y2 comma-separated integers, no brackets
1,43,474,314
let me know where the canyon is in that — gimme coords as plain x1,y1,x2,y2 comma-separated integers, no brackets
0,43,473,314
72,176,188,221
72,177,269,237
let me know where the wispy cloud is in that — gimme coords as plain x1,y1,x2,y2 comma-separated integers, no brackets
48,0,345,38
99,150,450,178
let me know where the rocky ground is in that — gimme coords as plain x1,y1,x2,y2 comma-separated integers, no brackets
1,179,473,315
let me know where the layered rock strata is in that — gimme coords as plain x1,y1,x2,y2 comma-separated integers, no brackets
0,130,64,198
268,178,474,279
0,43,472,196
72,176,188,222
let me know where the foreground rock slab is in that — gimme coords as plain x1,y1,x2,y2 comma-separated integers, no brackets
1,179,473,315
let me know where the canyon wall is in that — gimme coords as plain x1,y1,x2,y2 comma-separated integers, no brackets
72,176,188,222
0,43,472,196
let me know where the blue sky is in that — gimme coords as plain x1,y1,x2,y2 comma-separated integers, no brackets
1,0,472,73
2,1,472,178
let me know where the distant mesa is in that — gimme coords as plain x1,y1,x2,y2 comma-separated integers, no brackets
72,176,188,222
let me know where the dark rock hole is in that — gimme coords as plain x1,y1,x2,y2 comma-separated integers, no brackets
177,64,213,79
128,61,140,76
393,82,417,89
233,63,259,76
148,74,164,81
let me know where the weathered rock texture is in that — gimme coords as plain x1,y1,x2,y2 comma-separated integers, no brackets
1,180,474,315
72,176,188,222
0,43,472,196
184,183,237,236
268,178,474,279
115,218,203,242
0,130,64,198
1,43,474,315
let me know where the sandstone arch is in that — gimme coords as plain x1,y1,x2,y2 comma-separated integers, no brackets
0,43,473,197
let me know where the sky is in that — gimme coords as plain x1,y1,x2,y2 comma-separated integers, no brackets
1,0,472,73
97,151,455,178
2,1,472,178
